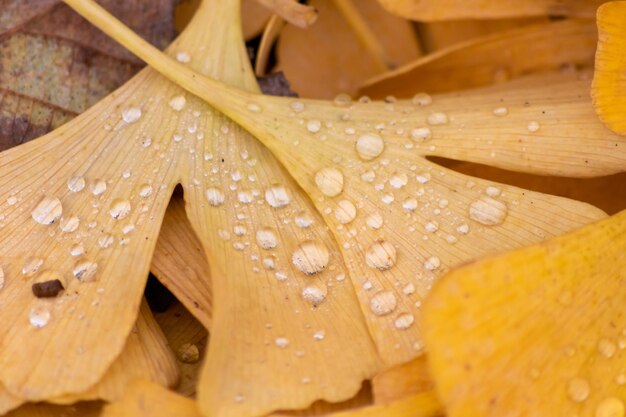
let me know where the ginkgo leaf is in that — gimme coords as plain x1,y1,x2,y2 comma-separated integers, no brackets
0,0,380,416
371,357,433,404
592,1,626,136
422,209,626,417
360,19,597,97
102,379,443,417
376,0,607,21
5,401,102,417
254,0,319,28
63,0,624,371
241,0,273,40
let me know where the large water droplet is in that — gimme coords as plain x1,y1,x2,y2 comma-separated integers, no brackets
356,134,384,161
256,228,278,250
60,216,80,233
206,188,225,207
292,240,329,275
110,199,131,220
315,167,344,197
73,260,98,282
29,306,51,328
32,197,62,225
122,107,142,123
334,199,356,224
469,197,507,226
370,291,397,316
265,185,290,208
67,175,86,193
567,377,590,403
365,240,397,271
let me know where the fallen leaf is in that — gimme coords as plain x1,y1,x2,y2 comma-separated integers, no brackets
377,0,607,20
371,356,434,404
254,0,318,29
5,401,102,417
241,0,273,40
422,209,626,417
592,1,626,135
360,19,597,97
276,0,421,98
0,0,178,149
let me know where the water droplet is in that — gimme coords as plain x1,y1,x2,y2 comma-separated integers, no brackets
403,198,418,212
424,256,441,271
334,199,356,224
295,212,313,228
70,244,85,257
598,338,617,358
306,119,321,133
122,107,142,123
206,188,225,207
265,185,290,208
425,221,438,233
394,313,414,329
262,255,277,270
411,92,432,106
98,234,114,248
389,173,408,189
370,291,397,316
567,377,590,403
292,240,329,275
485,186,502,197
176,51,191,63
457,223,469,234
302,285,327,306
356,134,384,161
527,121,540,132
469,197,508,225
139,184,153,198
315,167,344,197
32,196,62,225
247,102,261,113
410,127,431,142
493,107,508,117
313,330,325,340
596,398,625,417
110,199,131,220
73,260,98,282
427,112,448,125
7,195,17,205
29,306,50,328
256,228,278,250
22,257,44,275
275,337,290,348
90,179,107,196
365,240,396,271
140,136,152,148
366,212,383,229
333,93,352,107
67,175,85,193
169,95,186,111
290,101,305,113
60,216,80,233
0,266,4,290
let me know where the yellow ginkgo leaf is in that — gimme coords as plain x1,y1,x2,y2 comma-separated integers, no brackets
361,19,597,97
376,0,607,20
64,0,625,370
592,1,626,135
6,402,102,417
422,209,626,417
371,356,433,404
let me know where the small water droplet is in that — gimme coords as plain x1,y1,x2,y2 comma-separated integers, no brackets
313,330,325,340
425,221,438,233
356,134,384,161
139,184,153,198
411,92,432,106
110,199,131,220
567,377,590,403
265,185,290,208
122,107,142,123
176,51,191,63
73,260,98,282
334,199,356,224
527,121,540,132
306,119,321,133
7,195,17,205
295,212,313,228
32,197,62,225
67,175,86,193
275,337,290,348
302,285,327,306
70,244,85,257
469,197,507,226
315,167,344,197
457,223,469,234
292,240,329,275
370,291,397,316
206,188,225,207
366,212,383,229
596,397,625,417
22,257,44,276
290,101,305,113
262,255,277,270
403,198,418,211
493,107,508,117
98,234,114,248
247,102,261,113
60,216,80,233
365,240,396,271
410,127,431,142
90,179,107,196
333,93,352,107
29,306,51,328
424,256,441,271
427,112,448,125
169,95,186,111
389,173,408,189
256,228,278,250
394,313,414,329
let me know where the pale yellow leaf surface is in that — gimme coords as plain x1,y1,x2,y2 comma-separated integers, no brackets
276,0,420,98
151,194,212,329
361,19,597,97
59,1,381,417
592,1,626,136
377,0,607,20
422,209,626,417
62,0,625,372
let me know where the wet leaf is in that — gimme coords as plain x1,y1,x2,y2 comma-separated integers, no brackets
592,1,626,136
377,0,607,21
422,209,626,417
361,19,596,97
0,0,178,149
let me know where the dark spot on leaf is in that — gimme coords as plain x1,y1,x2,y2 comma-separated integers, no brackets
32,279,64,298
257,72,298,97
